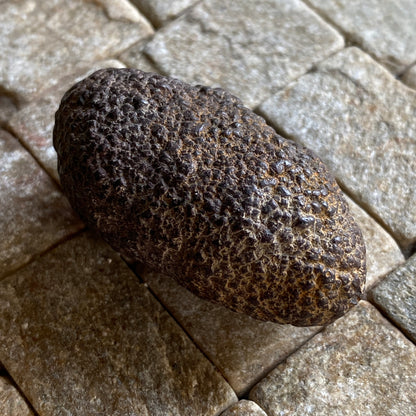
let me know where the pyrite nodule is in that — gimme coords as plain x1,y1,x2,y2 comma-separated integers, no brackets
53,68,366,326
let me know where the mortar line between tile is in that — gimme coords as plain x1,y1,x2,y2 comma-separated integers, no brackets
130,266,239,404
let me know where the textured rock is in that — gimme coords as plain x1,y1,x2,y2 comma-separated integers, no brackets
250,301,416,415
130,0,198,27
137,267,320,396
7,60,127,182
137,0,344,107
401,65,416,90
0,376,34,416
0,0,152,104
345,196,404,289
370,253,416,343
220,400,267,416
0,232,237,415
259,47,416,250
54,68,366,326
0,130,82,279
306,0,416,73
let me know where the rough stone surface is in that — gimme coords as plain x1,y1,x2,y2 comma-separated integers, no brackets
345,196,404,289
7,60,127,182
0,376,34,416
250,301,416,415
306,0,416,73
401,65,416,90
0,0,153,105
0,129,83,279
370,253,416,343
130,0,198,27
139,0,344,107
259,47,416,250
220,400,268,416
0,232,237,416
54,68,366,327
137,267,320,396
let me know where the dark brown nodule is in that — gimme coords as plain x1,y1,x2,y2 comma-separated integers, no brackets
53,68,366,326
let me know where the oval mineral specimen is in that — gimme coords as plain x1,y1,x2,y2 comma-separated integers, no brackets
53,68,366,326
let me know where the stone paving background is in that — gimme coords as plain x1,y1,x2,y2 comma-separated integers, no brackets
1,0,416,415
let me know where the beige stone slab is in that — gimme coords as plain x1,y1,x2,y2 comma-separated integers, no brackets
0,232,237,415
370,253,416,343
0,376,34,416
345,196,405,289
7,60,126,182
306,0,416,73
130,0,198,27
220,400,267,416
0,130,83,279
250,301,416,415
139,0,344,108
259,47,416,250
0,0,153,105
401,64,416,90
137,268,320,397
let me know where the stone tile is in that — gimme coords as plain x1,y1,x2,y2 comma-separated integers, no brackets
0,130,83,279
7,60,126,182
259,47,416,250
345,196,405,289
140,0,343,108
305,0,416,73
220,400,267,416
130,0,198,27
137,267,320,397
401,64,416,90
0,376,34,416
0,232,237,415
0,0,153,105
370,253,416,343
250,301,416,415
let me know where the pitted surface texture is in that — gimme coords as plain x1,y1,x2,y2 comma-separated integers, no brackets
54,68,366,326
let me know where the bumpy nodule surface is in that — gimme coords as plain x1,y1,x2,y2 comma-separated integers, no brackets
53,68,366,326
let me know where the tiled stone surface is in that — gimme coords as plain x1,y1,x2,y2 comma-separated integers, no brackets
306,0,416,73
0,130,83,279
7,60,126,182
370,253,416,343
401,65,416,90
138,268,320,397
259,47,416,250
0,232,237,415
137,0,344,107
346,196,405,289
130,0,198,27
250,301,416,415
0,376,34,416
220,400,267,416
0,0,153,105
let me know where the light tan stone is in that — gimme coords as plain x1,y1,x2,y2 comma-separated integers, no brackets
250,301,416,415
0,0,153,104
220,400,268,416
0,130,83,279
0,232,237,415
306,0,416,73
0,376,34,416
8,60,126,182
259,47,416,250
138,268,320,396
370,253,416,343
345,196,405,289
141,0,344,107
401,64,416,90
